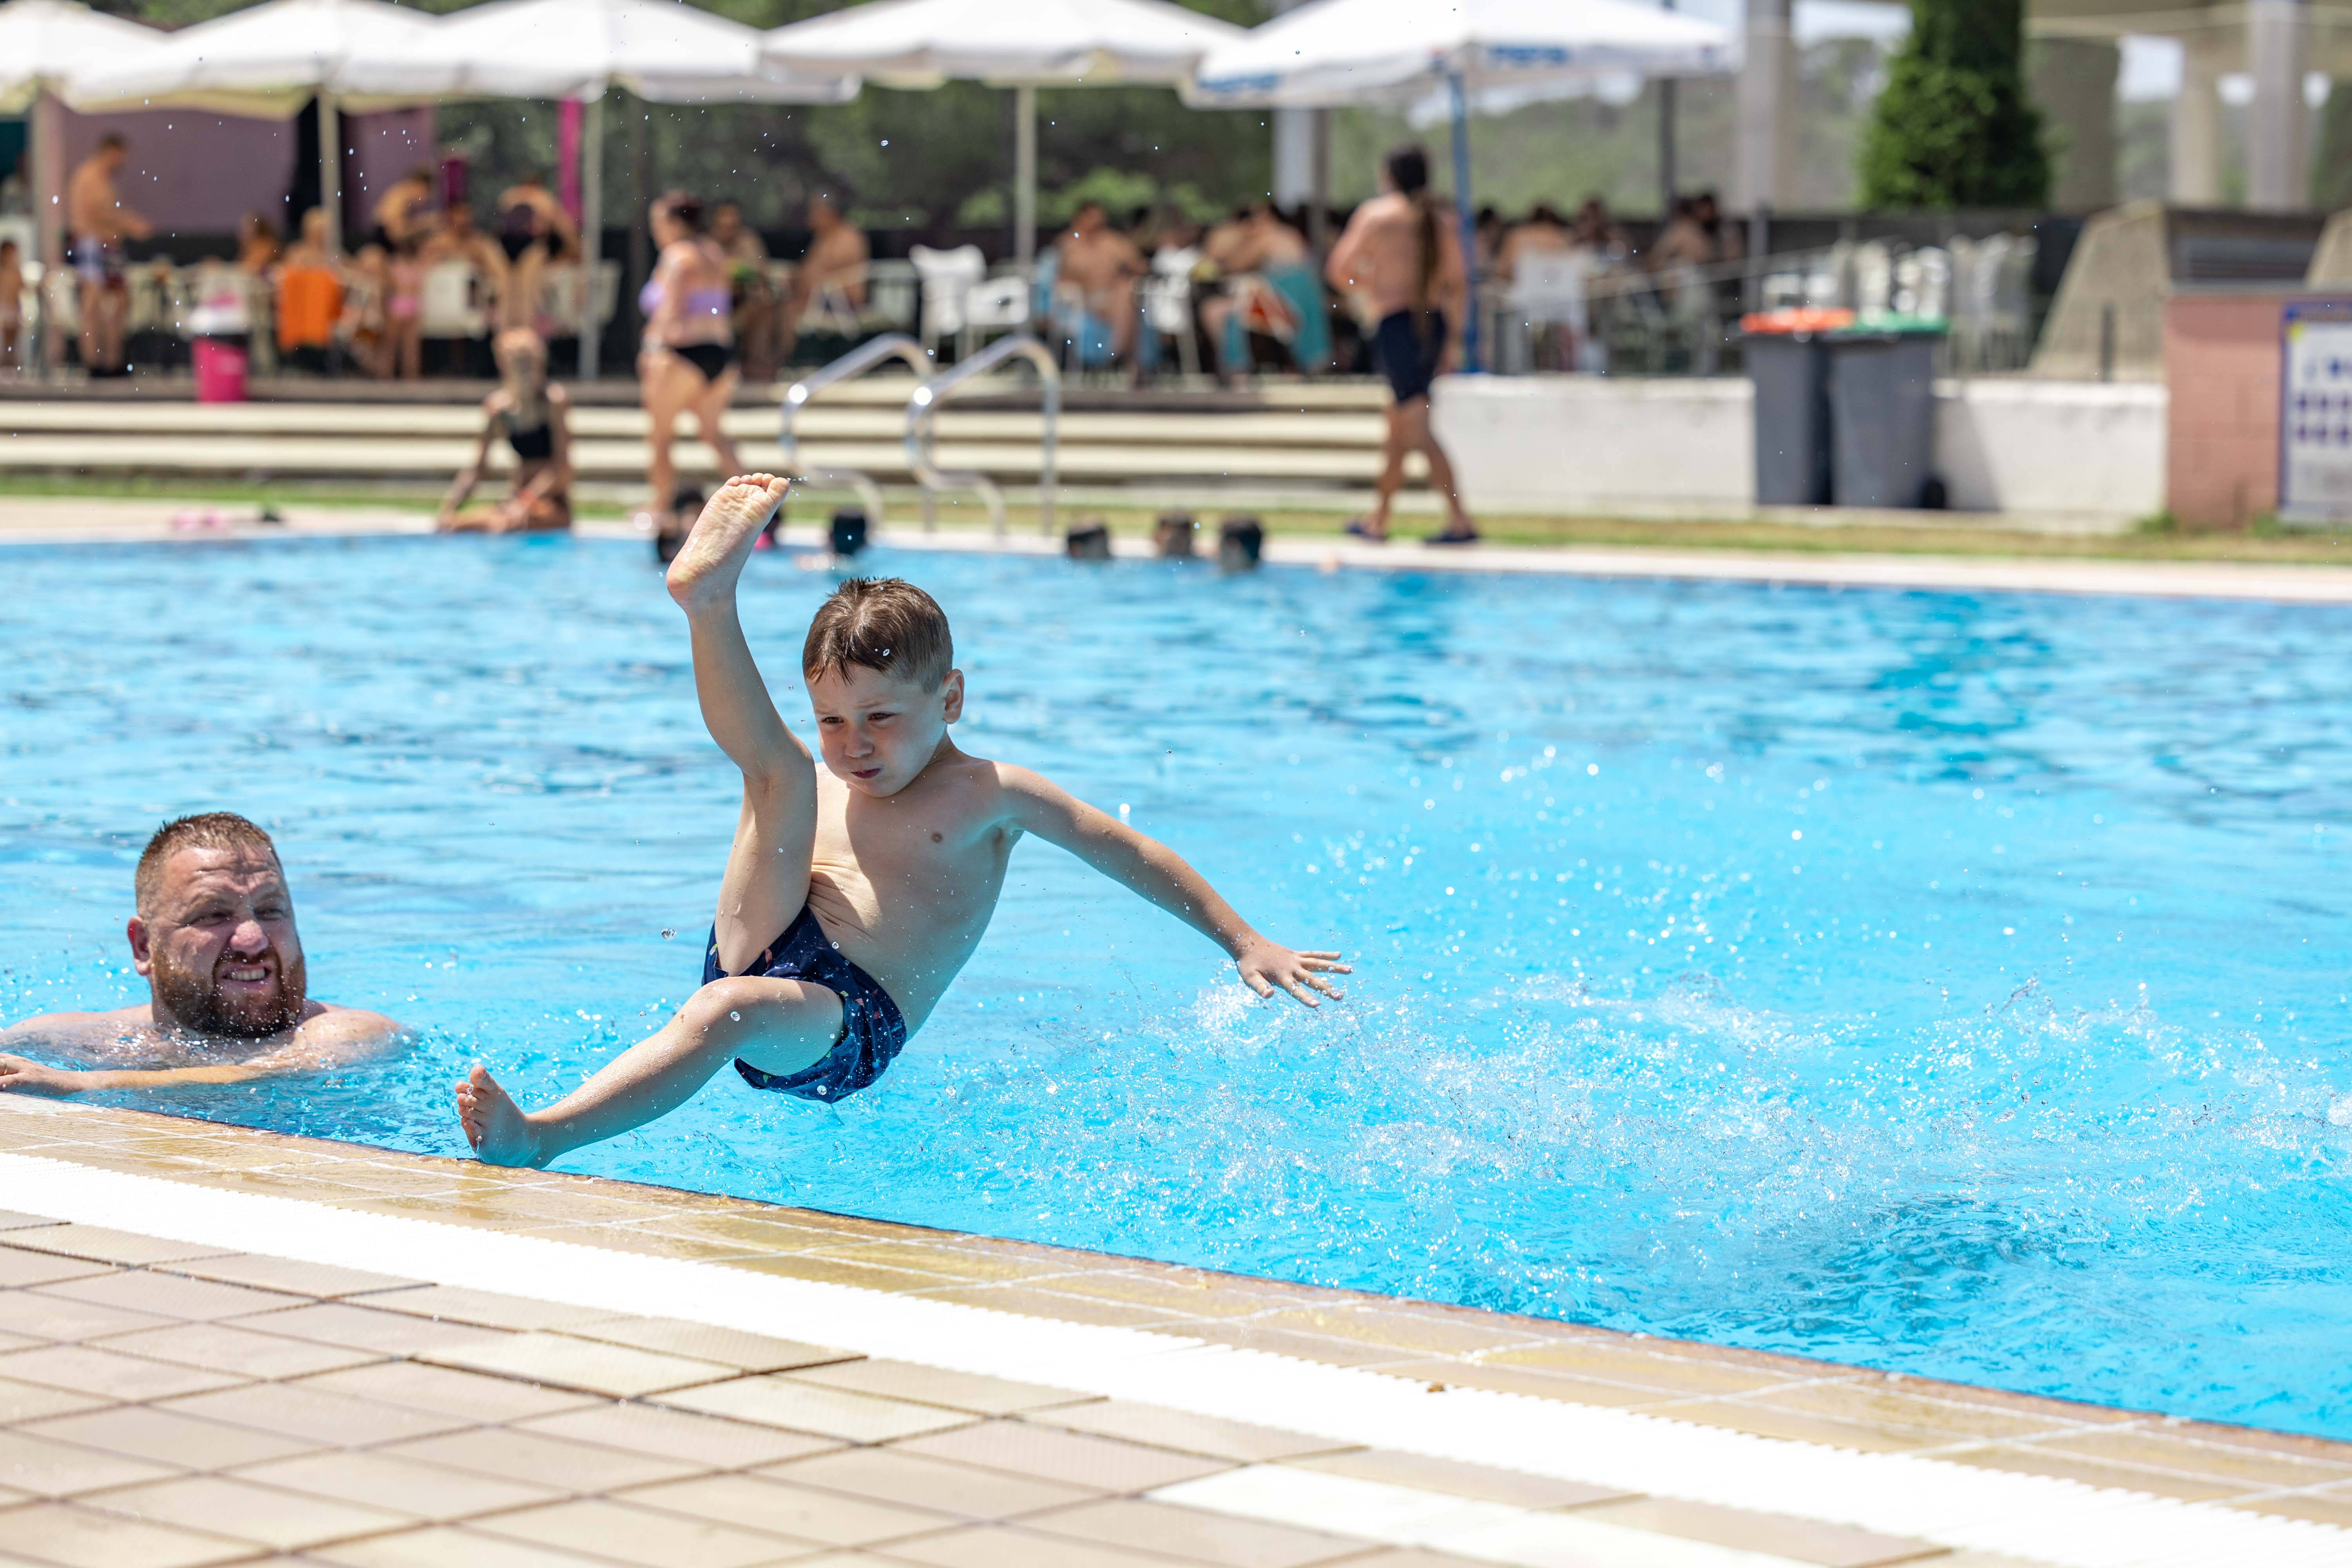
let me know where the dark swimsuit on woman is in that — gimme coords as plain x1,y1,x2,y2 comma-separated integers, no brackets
505,418,553,461
673,341,733,381
702,906,907,1102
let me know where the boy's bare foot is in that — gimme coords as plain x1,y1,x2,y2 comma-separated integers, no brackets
454,1064,547,1168
665,474,789,612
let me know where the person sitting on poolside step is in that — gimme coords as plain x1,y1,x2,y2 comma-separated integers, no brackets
0,813,405,1095
438,328,574,534
453,477,1347,1167
1326,143,1478,546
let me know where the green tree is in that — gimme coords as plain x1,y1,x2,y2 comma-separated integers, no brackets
1858,0,2049,210
2316,82,2352,213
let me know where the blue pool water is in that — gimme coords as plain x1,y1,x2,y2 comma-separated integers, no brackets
4,536,2349,1437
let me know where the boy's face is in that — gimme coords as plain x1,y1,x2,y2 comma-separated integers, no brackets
806,663,962,798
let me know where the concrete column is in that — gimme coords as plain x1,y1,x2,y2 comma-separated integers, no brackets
2248,0,2308,211
2171,40,2224,205
1734,0,1795,212
2030,38,2119,211
33,91,66,275
1272,108,1314,207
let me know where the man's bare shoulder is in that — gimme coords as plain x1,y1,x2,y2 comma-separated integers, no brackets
1,1004,151,1043
297,1004,406,1047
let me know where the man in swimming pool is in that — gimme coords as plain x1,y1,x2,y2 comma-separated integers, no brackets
0,813,405,1094
453,475,1347,1167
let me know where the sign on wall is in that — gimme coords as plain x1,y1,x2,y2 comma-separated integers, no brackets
2281,299,2352,524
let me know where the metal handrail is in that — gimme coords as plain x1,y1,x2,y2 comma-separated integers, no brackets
903,332,1059,539
779,333,933,528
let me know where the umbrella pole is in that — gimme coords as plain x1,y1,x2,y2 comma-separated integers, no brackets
580,92,604,381
1014,83,1037,275
318,94,341,254
31,91,64,376
1449,71,1479,374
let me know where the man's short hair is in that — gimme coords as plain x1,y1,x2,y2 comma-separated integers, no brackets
803,578,953,692
135,813,278,917
1385,143,1429,196
97,132,127,153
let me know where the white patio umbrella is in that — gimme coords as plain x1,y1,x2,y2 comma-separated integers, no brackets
0,0,158,281
763,0,1247,271
1190,0,1732,369
345,0,860,378
67,0,444,254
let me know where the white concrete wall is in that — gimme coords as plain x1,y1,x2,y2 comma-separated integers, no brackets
1432,374,2167,526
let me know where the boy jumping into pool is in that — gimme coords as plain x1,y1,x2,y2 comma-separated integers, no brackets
454,474,1346,1167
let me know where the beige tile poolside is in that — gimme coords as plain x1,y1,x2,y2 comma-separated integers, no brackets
228,1448,563,1522
419,1329,738,1396
760,1446,1101,1519
783,1358,1092,1416
1028,1401,1348,1463
345,1282,631,1332
0,1425,183,1498
1573,1497,1946,1566
1023,1495,1376,1566
26,1403,329,1472
34,1269,308,1323
471,1495,822,1567
5,1096,2352,1568
0,1225,233,1268
0,1343,245,1403
0,1498,259,1568
92,1321,385,1381
514,1402,840,1470
80,1472,418,1550
555,1316,853,1373
895,1419,1236,1492
618,1471,959,1546
658,1375,982,1442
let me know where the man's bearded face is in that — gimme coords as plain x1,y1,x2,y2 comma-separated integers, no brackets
137,849,309,1040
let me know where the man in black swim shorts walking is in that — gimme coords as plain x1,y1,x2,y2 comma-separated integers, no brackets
1325,144,1479,545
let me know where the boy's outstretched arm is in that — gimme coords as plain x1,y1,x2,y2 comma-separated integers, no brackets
664,474,818,971
1002,768,1348,1007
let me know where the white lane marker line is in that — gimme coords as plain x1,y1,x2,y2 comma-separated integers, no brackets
1152,1468,1821,1568
0,1149,2343,1568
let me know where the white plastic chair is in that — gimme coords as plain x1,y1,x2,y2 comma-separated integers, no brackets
419,259,486,339
1143,247,1200,376
909,244,985,353
958,274,1030,358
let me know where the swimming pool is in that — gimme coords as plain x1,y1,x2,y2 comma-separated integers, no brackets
4,535,2348,1439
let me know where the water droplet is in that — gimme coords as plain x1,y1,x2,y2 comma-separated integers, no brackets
660,929,675,940
729,1011,741,1021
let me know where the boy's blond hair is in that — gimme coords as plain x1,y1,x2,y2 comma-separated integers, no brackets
803,578,953,692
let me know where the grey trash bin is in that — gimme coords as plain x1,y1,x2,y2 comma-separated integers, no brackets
1824,330,1944,509
1743,332,1832,506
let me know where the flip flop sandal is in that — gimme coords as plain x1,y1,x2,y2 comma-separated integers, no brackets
1426,530,1481,546
1342,518,1390,542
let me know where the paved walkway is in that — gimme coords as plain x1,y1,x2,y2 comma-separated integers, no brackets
2,1100,2348,1568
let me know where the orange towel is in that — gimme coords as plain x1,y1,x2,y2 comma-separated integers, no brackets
276,267,344,352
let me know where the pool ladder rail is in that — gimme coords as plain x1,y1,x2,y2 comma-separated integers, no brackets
779,333,1061,542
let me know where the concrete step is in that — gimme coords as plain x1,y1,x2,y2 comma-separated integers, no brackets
1,432,1399,483
0,400,1388,448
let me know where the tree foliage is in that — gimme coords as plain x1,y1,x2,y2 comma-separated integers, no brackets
1858,0,2049,210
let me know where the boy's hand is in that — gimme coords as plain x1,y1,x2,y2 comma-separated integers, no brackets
1235,939,1349,1008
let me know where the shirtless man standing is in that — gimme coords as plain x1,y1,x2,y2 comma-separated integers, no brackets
1325,144,1477,545
66,134,151,375
0,814,404,1096
780,195,867,365
1055,201,1145,367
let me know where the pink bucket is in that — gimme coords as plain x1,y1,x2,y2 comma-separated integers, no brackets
192,338,247,403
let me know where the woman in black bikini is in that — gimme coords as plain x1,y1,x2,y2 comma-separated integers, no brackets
639,194,746,545
437,329,573,533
